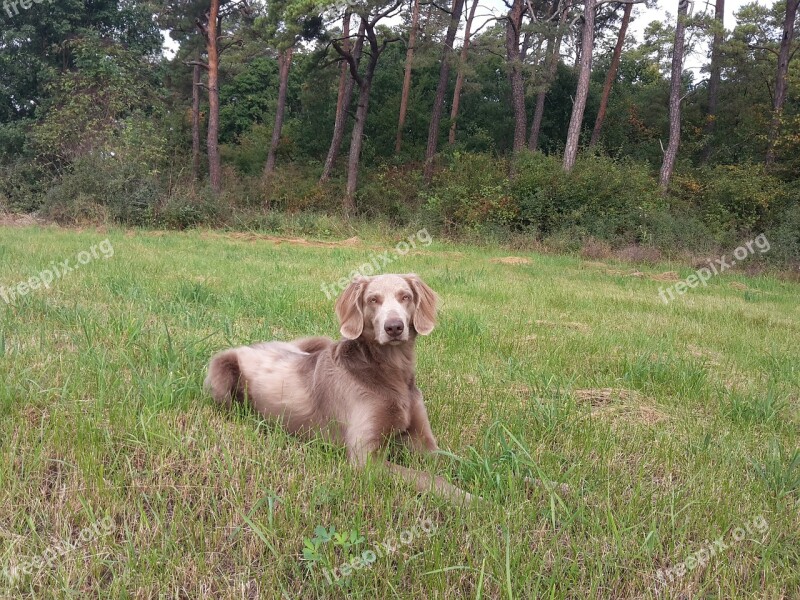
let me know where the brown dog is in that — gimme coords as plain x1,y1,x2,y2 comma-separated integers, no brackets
204,273,471,503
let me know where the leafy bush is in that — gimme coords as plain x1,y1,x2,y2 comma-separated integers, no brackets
676,164,786,244
156,187,221,230
42,154,161,225
423,152,513,233
0,161,49,213
764,201,800,268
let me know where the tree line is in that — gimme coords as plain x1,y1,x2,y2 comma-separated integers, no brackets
0,0,798,260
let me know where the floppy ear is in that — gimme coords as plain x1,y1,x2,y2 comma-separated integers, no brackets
404,274,438,335
335,277,366,339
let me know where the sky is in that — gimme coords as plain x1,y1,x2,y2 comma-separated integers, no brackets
163,0,775,74
630,0,772,73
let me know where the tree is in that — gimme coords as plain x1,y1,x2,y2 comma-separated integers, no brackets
192,61,202,179
505,0,528,153
449,0,480,145
529,0,569,150
202,0,222,193
263,46,293,177
260,0,323,179
423,0,466,182
332,1,403,213
320,14,366,183
179,0,249,194
765,0,800,166
659,0,689,190
563,0,596,171
395,0,422,154
590,1,633,146
701,0,724,162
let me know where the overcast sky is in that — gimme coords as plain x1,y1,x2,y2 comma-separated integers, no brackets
631,0,771,72
163,0,774,73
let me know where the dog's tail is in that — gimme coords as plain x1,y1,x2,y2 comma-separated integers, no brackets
204,349,245,407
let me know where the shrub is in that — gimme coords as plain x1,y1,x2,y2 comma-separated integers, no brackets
42,154,161,226
690,164,786,244
510,152,660,242
423,152,514,234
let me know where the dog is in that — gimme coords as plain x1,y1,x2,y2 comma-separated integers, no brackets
204,273,472,503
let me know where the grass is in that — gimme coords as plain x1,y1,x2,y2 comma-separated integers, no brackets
0,225,798,599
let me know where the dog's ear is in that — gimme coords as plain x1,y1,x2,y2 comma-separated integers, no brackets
335,277,366,339
404,274,438,335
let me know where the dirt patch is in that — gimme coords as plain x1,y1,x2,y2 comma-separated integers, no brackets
574,388,637,406
198,231,367,249
490,256,532,265
591,402,669,426
575,388,668,426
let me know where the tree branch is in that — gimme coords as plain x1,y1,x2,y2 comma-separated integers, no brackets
184,60,210,70
332,39,363,87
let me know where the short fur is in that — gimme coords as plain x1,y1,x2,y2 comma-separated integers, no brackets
204,273,471,503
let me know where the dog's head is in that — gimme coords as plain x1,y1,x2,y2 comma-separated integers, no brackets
335,274,438,344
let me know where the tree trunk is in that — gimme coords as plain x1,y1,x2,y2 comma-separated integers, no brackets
505,0,527,154
206,0,221,194
659,0,689,190
423,0,466,183
264,46,293,178
344,23,382,214
191,61,201,180
765,0,799,166
563,0,595,172
320,15,365,184
530,1,567,151
700,0,724,163
449,0,479,145
589,1,631,146
395,0,421,154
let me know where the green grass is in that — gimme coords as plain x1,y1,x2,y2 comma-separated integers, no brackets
0,225,798,599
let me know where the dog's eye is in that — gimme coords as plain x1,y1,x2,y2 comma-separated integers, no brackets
402,294,411,301
368,297,378,304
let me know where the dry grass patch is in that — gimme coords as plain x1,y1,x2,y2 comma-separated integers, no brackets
490,256,532,265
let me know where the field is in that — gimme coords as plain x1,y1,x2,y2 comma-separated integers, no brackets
0,225,798,599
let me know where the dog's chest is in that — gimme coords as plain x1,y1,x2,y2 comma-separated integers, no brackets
382,393,412,432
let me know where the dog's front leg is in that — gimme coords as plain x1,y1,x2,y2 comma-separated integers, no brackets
384,462,473,505
345,424,472,505
404,392,439,454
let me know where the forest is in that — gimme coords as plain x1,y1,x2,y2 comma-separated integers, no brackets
1,0,798,266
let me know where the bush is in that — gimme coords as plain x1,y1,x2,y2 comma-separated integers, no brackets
156,187,222,230
425,151,663,244
358,163,423,223
42,154,161,225
764,201,800,268
423,152,514,234
0,161,49,213
676,164,786,244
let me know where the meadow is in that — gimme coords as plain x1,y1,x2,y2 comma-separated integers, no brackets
0,224,798,599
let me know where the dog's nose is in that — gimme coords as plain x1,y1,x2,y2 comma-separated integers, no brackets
384,319,404,338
